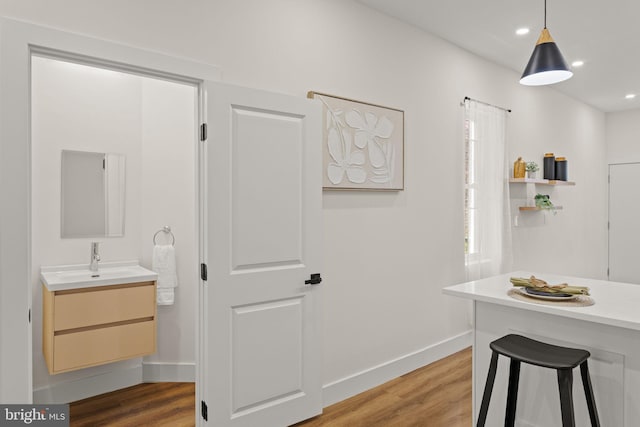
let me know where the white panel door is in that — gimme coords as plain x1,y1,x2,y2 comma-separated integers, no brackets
609,163,640,283
202,82,322,426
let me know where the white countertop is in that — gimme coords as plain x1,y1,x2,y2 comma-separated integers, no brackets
443,271,640,332
41,260,158,291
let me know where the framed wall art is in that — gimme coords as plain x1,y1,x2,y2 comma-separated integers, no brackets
308,91,404,190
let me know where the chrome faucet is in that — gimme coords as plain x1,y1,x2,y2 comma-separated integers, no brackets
90,242,100,272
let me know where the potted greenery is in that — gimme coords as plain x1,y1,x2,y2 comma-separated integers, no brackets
526,161,539,179
534,194,556,214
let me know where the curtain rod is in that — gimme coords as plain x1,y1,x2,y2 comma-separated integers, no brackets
462,96,512,113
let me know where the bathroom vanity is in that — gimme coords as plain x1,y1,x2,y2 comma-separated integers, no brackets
41,262,158,374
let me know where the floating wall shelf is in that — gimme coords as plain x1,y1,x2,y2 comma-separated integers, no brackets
518,206,563,212
509,178,575,186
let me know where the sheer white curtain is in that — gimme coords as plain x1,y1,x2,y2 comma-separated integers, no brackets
464,99,512,280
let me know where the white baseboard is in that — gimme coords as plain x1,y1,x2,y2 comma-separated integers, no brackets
322,330,472,407
33,335,470,408
142,362,195,382
32,362,195,404
33,365,143,404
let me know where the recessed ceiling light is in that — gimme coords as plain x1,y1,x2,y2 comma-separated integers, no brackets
516,28,530,36
571,60,584,67
625,94,636,99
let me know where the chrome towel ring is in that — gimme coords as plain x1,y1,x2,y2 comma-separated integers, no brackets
153,225,175,246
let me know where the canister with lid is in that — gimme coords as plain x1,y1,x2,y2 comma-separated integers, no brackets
543,153,555,180
513,157,526,178
555,157,568,181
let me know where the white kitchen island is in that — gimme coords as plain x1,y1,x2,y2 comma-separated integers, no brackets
443,272,640,427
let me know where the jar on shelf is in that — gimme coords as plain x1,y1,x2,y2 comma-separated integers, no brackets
555,157,568,181
543,153,555,180
513,157,526,178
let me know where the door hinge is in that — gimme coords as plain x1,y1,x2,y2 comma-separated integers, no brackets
201,400,208,421
201,263,208,281
28,309,31,323
200,123,208,142
102,158,106,169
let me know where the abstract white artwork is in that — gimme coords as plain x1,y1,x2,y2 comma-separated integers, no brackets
308,92,404,190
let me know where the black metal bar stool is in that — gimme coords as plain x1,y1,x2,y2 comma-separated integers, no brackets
477,334,600,427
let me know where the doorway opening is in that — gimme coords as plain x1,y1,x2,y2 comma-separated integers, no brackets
31,53,200,404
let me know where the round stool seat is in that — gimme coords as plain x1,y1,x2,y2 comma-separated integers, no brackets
490,334,590,369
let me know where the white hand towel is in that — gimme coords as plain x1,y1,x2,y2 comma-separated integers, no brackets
152,244,178,305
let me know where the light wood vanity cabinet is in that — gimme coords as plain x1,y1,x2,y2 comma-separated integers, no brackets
43,281,156,374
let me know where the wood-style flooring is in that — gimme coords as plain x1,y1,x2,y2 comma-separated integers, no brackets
294,347,472,427
69,347,471,426
70,382,195,427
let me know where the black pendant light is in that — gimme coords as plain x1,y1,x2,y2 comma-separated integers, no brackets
520,0,572,86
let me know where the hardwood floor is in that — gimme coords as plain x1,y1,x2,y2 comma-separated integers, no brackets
294,347,472,427
69,347,471,426
70,382,195,427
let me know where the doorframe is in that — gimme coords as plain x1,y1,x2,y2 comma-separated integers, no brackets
0,17,219,409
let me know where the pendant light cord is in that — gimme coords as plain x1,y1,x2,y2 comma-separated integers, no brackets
544,0,547,28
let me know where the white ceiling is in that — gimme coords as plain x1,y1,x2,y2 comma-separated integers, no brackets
358,0,640,112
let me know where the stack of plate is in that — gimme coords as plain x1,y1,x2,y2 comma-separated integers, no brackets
520,287,577,301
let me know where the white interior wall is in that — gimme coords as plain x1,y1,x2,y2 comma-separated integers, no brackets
604,109,640,283
606,109,640,163
31,57,196,398
5,0,608,400
508,89,607,278
31,58,144,395
139,78,197,371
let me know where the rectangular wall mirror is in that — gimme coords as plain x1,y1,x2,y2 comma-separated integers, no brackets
61,150,126,238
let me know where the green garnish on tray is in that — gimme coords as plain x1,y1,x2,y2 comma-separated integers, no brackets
510,276,590,296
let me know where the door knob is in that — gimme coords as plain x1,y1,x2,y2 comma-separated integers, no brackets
305,273,322,285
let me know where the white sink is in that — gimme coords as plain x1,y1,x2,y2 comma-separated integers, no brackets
41,261,158,291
